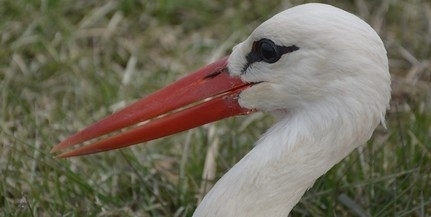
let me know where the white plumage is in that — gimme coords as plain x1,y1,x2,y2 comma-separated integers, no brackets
193,3,390,216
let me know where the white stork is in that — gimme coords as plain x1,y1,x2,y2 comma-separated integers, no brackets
52,3,391,217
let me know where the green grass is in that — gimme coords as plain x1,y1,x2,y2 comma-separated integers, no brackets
1,0,430,216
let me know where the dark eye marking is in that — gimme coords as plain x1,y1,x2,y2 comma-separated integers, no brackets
242,39,299,74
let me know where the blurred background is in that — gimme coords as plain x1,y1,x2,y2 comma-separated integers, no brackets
1,0,430,216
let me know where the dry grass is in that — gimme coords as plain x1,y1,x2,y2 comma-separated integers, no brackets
1,0,430,216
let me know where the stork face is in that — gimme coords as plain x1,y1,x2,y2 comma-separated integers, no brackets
228,3,390,115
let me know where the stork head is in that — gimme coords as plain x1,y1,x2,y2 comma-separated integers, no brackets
228,3,390,116
52,3,390,157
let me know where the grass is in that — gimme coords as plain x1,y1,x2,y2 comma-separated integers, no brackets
1,0,430,216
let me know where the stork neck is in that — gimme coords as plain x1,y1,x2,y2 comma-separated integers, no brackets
193,102,378,217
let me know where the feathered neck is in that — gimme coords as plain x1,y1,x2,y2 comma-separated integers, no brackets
192,99,382,217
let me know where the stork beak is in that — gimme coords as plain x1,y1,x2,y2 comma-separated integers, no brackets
51,56,255,158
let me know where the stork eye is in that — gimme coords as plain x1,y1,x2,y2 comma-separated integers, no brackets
242,38,299,74
258,39,280,63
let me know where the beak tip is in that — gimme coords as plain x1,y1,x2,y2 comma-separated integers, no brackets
51,140,77,156
54,149,80,158
50,143,67,153
51,139,77,153
50,146,60,153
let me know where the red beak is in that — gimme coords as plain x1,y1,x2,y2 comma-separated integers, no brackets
51,57,256,158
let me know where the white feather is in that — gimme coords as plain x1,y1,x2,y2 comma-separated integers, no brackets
193,3,390,216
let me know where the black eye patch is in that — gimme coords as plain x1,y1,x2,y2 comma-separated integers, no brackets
242,39,299,74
